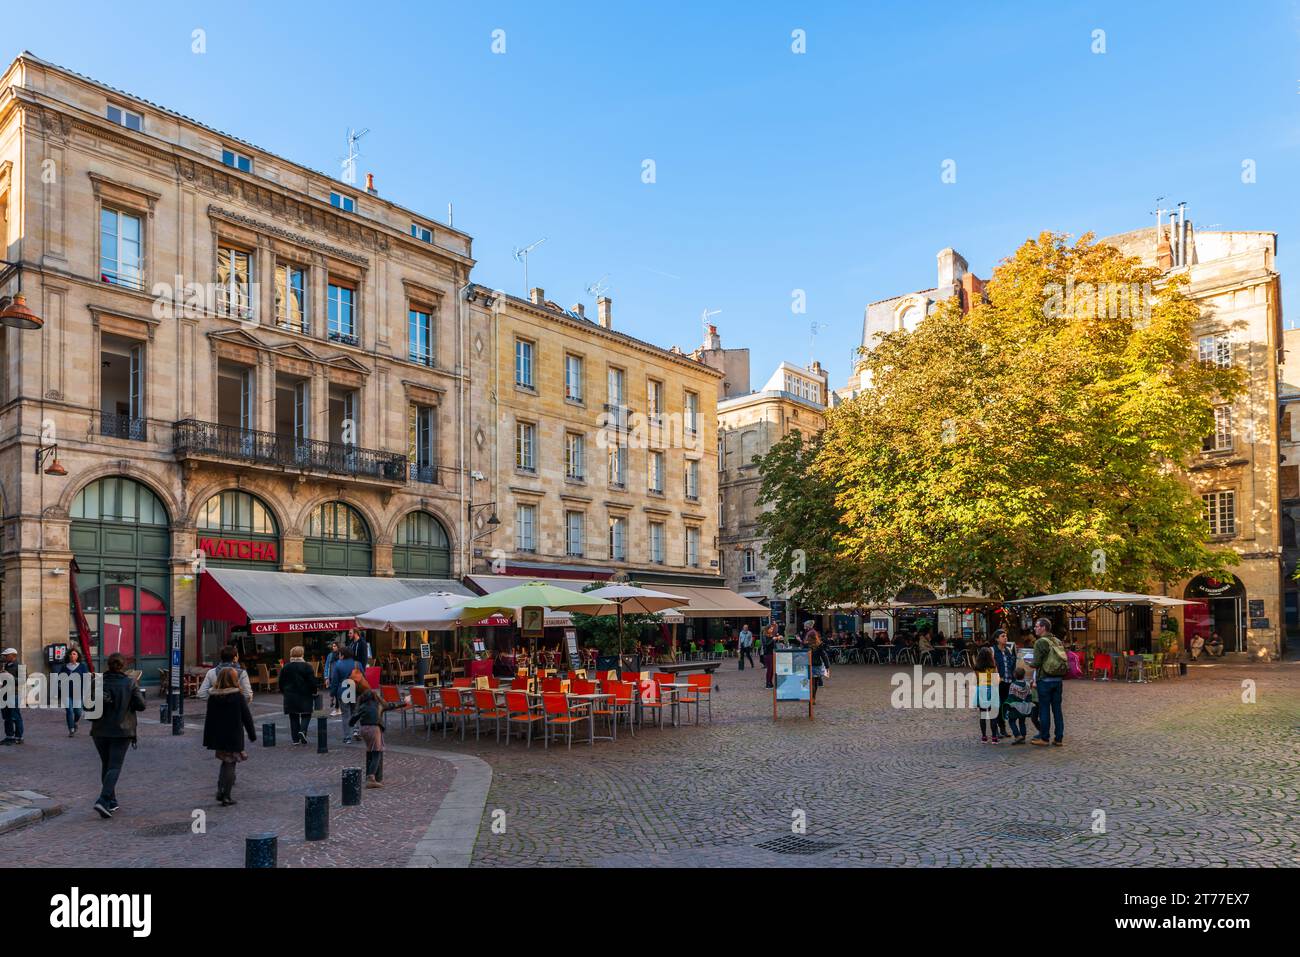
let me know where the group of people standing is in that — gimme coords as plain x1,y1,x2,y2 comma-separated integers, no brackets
972,619,1067,746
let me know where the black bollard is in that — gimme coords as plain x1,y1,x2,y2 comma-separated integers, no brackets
160,700,169,723
245,833,278,868
342,767,363,806
316,715,328,754
261,722,276,747
171,713,185,735
304,794,329,841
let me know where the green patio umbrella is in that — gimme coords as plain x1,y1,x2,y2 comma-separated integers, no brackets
453,581,610,676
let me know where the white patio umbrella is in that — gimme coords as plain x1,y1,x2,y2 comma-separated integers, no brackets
581,584,689,671
355,591,472,631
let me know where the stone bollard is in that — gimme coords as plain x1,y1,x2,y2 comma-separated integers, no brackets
261,723,276,747
245,833,278,868
304,794,329,841
316,715,328,754
171,713,185,735
342,767,363,806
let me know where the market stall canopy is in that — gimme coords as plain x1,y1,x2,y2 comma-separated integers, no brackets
199,568,472,634
355,592,474,631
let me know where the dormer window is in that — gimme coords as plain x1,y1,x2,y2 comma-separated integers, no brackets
106,104,143,131
222,148,252,173
411,223,433,243
330,192,356,213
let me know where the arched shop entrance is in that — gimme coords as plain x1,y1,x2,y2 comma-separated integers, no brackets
392,511,451,578
1184,574,1246,653
70,477,171,678
303,501,372,575
196,490,282,661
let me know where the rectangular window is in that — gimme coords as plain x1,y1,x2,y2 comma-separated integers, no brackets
1203,406,1233,453
222,148,252,173
609,516,627,561
743,548,756,575
274,263,307,331
685,459,699,499
1198,334,1232,369
649,521,665,564
647,379,664,419
566,511,585,557
565,354,584,402
608,443,626,486
408,405,437,483
608,366,625,406
99,208,143,290
330,192,356,213
516,504,536,552
515,339,534,387
328,283,356,342
565,432,585,480
216,245,254,318
1203,491,1236,537
685,391,699,435
516,421,536,472
411,223,433,243
686,526,700,567
106,104,143,131
649,450,664,493
408,308,434,366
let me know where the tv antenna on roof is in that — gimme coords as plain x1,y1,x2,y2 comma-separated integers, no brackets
341,128,369,185
586,274,610,297
701,308,721,338
810,320,828,365
512,237,547,293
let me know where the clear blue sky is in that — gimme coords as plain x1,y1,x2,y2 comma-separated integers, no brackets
8,0,1300,386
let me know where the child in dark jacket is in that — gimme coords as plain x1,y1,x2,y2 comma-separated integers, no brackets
348,677,407,788
202,667,256,805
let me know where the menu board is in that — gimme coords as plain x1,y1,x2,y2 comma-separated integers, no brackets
774,649,811,702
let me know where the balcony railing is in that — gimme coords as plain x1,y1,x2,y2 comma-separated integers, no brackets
99,412,148,442
174,419,407,482
409,462,443,485
602,403,631,432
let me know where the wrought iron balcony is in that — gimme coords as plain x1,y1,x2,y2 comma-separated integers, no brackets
174,419,407,484
99,412,148,442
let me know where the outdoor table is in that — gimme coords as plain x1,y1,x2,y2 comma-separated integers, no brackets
658,682,692,727
568,692,615,741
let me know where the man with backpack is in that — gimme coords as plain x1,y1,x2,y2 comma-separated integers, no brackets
1029,617,1068,747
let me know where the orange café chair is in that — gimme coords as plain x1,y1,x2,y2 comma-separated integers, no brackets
439,687,475,741
542,692,592,750
408,685,442,738
609,681,636,736
505,690,545,747
685,673,713,723
640,679,670,729
473,689,509,743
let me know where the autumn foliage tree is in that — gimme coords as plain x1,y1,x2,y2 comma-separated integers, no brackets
757,232,1242,606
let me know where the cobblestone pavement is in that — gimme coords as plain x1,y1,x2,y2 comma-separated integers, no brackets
413,661,1299,868
0,699,454,867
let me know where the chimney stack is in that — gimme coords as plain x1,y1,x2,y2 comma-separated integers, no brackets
530,287,545,305
571,302,586,319
704,324,721,351
365,172,377,196
597,296,612,329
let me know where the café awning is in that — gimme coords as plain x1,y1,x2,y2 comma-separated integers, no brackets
660,585,768,618
199,568,473,633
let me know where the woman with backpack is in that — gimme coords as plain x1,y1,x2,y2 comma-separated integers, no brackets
88,652,146,819
202,667,257,805
973,646,1000,743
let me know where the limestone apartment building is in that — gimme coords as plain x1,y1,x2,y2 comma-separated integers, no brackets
0,53,481,679
462,285,755,647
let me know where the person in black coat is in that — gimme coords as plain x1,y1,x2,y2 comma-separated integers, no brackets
278,645,318,744
202,667,256,806
88,653,146,818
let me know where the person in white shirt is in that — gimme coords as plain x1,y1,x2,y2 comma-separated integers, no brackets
738,625,755,670
196,645,254,703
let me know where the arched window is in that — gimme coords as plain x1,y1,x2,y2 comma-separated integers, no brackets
393,511,452,578
198,490,278,535
307,502,370,541
72,476,168,525
304,502,371,575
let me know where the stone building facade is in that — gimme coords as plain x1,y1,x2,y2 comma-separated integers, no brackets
0,53,477,676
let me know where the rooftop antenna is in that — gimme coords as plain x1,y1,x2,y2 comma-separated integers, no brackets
512,237,547,293
809,320,828,365
585,274,610,297
341,127,369,185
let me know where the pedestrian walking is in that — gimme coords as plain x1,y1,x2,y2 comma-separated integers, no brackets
330,645,359,742
324,641,341,714
1,647,24,745
196,644,253,702
1004,666,1034,743
738,624,755,670
973,646,1000,743
278,645,318,745
57,647,91,736
1030,617,1068,747
991,629,1016,739
88,652,145,818
202,667,257,806
348,674,406,788
805,625,830,703
349,629,371,669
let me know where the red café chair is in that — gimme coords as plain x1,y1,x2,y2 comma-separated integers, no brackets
542,677,564,694
407,685,442,738
379,684,410,730
640,678,671,729
1091,653,1113,681
542,692,592,750
681,673,714,724
473,689,509,743
452,677,472,688
571,678,597,696
505,690,544,747
511,675,531,691
609,681,636,736
439,687,475,741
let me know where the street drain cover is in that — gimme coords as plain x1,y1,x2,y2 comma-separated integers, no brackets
755,835,842,856
989,821,1073,841
135,821,197,837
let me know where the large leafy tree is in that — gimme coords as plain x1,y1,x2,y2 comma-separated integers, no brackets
758,232,1241,604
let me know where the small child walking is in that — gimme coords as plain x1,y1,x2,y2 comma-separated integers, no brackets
1004,666,1035,744
974,647,1000,743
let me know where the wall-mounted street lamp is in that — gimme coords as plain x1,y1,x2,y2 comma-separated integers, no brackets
0,260,42,330
468,502,500,543
36,444,67,476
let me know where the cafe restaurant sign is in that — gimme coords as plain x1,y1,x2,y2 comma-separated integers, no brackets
251,618,355,635
198,536,278,562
